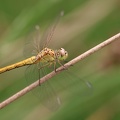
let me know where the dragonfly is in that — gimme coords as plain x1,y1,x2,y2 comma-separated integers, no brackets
0,42,68,74
0,12,67,74
0,12,91,110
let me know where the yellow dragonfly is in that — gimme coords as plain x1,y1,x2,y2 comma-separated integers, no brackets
0,41,68,74
0,12,67,74
0,12,91,110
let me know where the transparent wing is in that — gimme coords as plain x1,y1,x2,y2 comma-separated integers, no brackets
25,63,61,110
23,11,63,58
39,11,64,50
23,23,57,58
56,70,92,97
23,27,42,58
42,11,64,49
25,62,92,110
53,63,92,97
63,69,93,96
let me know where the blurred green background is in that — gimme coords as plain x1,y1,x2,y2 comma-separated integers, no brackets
0,0,120,120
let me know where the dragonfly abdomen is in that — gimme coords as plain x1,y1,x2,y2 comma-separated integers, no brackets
0,56,36,74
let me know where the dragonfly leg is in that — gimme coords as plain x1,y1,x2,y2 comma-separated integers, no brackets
37,63,51,86
53,62,57,72
39,80,41,86
38,63,50,70
36,64,41,86
57,60,67,70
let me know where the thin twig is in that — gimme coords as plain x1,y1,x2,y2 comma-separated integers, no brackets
0,33,120,109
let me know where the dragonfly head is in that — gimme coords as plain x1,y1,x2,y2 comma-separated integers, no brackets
56,48,68,61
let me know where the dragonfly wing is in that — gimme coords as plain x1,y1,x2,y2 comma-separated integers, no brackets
23,27,42,58
39,11,64,49
23,11,64,58
52,63,93,97
25,63,61,110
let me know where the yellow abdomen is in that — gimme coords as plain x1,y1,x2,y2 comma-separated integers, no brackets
0,56,36,74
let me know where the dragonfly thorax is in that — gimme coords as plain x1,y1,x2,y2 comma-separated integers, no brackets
35,48,55,63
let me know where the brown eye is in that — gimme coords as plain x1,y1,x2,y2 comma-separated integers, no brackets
65,52,68,55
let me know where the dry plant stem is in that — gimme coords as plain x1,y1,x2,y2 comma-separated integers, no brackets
0,33,120,109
